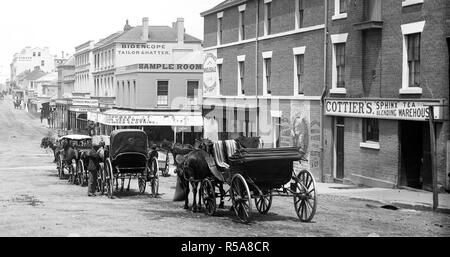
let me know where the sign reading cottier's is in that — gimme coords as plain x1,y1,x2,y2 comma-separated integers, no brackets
325,99,443,121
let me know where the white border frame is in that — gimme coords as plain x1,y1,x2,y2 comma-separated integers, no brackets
400,21,425,95
402,0,424,7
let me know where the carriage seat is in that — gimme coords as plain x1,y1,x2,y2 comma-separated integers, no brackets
212,140,238,169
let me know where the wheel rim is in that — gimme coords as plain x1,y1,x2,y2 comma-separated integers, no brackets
201,179,216,216
293,170,317,222
230,174,252,223
79,162,84,186
139,177,146,194
106,159,114,198
100,165,106,195
255,191,272,214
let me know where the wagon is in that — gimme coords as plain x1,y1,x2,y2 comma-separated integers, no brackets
56,134,92,184
200,140,317,223
103,129,159,198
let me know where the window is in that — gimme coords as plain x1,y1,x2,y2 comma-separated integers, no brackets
38,52,41,57
264,58,272,94
33,52,36,57
400,21,425,94
297,0,304,29
187,81,199,106
157,81,169,106
363,119,379,142
335,43,346,88
239,10,245,41
41,60,45,66
217,64,223,88
333,0,348,20
217,15,223,45
265,2,272,35
295,54,304,94
238,61,245,95
339,0,347,13
407,33,420,87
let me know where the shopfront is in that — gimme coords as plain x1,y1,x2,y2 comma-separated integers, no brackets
324,98,447,191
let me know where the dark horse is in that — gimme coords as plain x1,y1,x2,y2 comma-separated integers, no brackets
41,136,59,163
175,139,225,213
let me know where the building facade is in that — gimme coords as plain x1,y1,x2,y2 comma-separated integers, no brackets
10,47,55,86
87,17,204,144
74,41,95,97
322,0,449,191
201,0,326,178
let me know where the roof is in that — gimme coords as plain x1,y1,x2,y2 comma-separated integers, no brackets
94,31,125,49
35,72,58,82
59,134,92,141
201,0,247,17
116,25,202,43
63,56,75,66
24,69,46,81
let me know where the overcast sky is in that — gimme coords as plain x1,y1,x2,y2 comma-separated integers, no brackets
0,0,224,83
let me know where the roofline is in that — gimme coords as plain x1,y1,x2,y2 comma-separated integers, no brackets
75,40,94,51
200,0,247,17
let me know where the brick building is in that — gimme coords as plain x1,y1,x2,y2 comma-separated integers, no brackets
322,0,450,191
201,0,327,178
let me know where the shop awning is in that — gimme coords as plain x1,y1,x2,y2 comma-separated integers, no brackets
87,109,203,127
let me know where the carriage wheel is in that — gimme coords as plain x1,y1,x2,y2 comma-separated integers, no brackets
201,179,216,216
293,169,317,222
58,157,64,179
230,174,252,223
150,171,159,197
105,158,114,198
68,164,75,184
98,164,104,193
100,164,106,195
78,161,85,187
151,157,158,179
255,191,273,214
138,176,146,194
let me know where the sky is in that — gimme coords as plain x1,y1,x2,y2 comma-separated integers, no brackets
0,0,224,83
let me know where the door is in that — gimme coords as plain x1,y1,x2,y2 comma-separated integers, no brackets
335,117,345,180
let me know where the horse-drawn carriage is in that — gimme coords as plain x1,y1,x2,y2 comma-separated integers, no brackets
102,129,159,198
55,134,92,184
180,138,317,223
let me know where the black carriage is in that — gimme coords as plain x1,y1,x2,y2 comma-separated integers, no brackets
103,129,159,198
56,135,92,184
200,140,317,223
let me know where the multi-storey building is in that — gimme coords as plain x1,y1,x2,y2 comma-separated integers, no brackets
201,0,326,177
87,17,204,143
322,0,449,191
74,41,95,97
10,47,55,86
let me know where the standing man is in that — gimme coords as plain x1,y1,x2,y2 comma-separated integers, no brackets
84,142,101,197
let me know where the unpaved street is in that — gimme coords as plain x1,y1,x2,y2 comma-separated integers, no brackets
0,96,449,237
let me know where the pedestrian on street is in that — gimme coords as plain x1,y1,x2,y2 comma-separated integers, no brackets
84,142,101,197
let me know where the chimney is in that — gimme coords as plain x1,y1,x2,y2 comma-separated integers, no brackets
142,17,149,41
176,17,184,45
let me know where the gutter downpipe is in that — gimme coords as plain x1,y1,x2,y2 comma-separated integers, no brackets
320,0,328,182
255,0,260,137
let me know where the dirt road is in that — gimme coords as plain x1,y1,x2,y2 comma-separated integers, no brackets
0,96,449,237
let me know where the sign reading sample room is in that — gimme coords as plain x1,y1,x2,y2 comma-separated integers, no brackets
325,99,443,121
97,113,203,127
138,63,203,72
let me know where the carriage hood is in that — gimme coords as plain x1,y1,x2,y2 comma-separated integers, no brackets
110,129,148,159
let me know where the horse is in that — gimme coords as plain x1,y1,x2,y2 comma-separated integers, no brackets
175,139,225,213
41,136,59,163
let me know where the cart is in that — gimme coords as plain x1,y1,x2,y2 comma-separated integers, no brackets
103,129,159,198
200,140,317,223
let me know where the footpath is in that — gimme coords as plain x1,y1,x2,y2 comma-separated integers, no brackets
317,182,450,214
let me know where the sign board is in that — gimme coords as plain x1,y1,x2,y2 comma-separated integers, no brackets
72,99,99,107
137,63,202,72
70,106,100,113
202,51,219,96
325,99,443,121
93,113,203,127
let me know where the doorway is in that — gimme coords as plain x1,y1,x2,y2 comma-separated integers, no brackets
334,117,345,180
400,121,432,190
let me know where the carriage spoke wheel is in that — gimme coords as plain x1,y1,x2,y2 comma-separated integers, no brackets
201,179,216,216
68,165,75,185
138,175,146,194
293,170,317,222
230,174,252,223
99,164,105,194
150,172,159,198
105,159,114,198
78,161,85,187
161,155,170,177
255,191,272,214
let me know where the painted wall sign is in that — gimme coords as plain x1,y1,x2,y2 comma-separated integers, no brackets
202,51,219,96
117,43,170,56
72,99,99,107
137,63,202,71
325,99,443,121
70,107,100,113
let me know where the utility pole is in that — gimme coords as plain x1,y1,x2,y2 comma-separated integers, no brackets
428,106,438,210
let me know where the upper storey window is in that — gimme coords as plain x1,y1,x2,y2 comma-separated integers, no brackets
333,0,348,20
217,12,223,45
238,4,246,41
264,0,272,35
